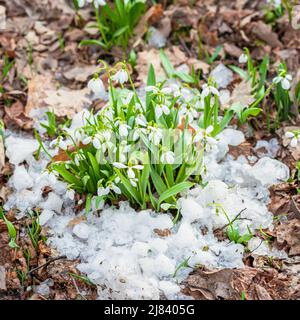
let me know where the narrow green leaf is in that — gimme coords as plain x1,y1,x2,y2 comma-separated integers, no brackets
158,181,194,206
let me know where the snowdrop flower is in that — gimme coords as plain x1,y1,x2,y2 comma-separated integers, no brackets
97,186,110,197
194,125,217,151
122,91,134,105
238,53,248,64
113,162,143,188
135,114,147,127
285,131,299,148
58,139,68,150
161,151,175,164
119,122,131,137
110,182,121,194
179,104,198,121
78,0,106,8
145,86,172,95
88,77,106,99
66,189,75,201
148,127,163,146
201,84,220,98
273,74,292,90
93,137,101,149
112,69,128,84
82,136,92,145
155,104,170,118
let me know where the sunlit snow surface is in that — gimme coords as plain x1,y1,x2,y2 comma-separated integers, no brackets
4,111,289,300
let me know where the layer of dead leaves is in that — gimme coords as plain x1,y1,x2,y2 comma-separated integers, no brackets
182,266,297,300
0,215,97,300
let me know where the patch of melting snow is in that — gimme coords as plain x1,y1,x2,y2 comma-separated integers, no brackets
3,115,289,300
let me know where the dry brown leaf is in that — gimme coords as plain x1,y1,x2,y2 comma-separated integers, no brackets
275,219,300,256
182,267,292,300
133,4,164,39
43,87,91,117
226,80,255,108
63,65,99,82
25,74,56,116
4,101,33,130
67,216,87,228
0,5,5,30
0,186,11,203
136,48,166,84
153,228,171,237
0,265,6,291
252,21,283,48
0,136,4,171
223,43,243,58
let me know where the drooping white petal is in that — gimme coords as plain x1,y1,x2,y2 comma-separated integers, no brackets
290,137,298,148
111,183,121,194
88,78,106,98
59,140,67,150
238,53,248,64
281,78,291,90
82,136,92,145
113,162,128,169
97,186,110,197
93,138,101,149
132,165,144,170
285,131,295,138
127,167,135,179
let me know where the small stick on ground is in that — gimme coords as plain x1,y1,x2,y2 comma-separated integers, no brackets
27,255,67,275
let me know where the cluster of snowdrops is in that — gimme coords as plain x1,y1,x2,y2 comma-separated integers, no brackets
42,59,296,214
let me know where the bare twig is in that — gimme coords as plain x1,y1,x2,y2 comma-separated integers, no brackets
27,255,67,275
220,208,249,230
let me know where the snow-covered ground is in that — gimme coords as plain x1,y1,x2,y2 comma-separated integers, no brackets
3,110,289,299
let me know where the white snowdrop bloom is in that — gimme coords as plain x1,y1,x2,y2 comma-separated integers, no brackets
129,178,138,187
111,182,121,194
155,104,170,118
169,84,181,97
179,104,197,121
82,136,92,145
127,167,135,179
285,131,299,148
145,85,159,93
148,127,163,146
94,0,106,7
201,84,220,98
119,123,130,137
93,138,101,149
97,186,110,197
122,91,134,105
113,162,127,169
58,139,68,150
161,151,175,164
66,189,75,201
135,114,147,127
238,53,248,64
194,126,217,150
87,77,106,98
145,85,172,95
112,69,128,84
77,0,86,7
78,0,106,8
273,74,292,90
